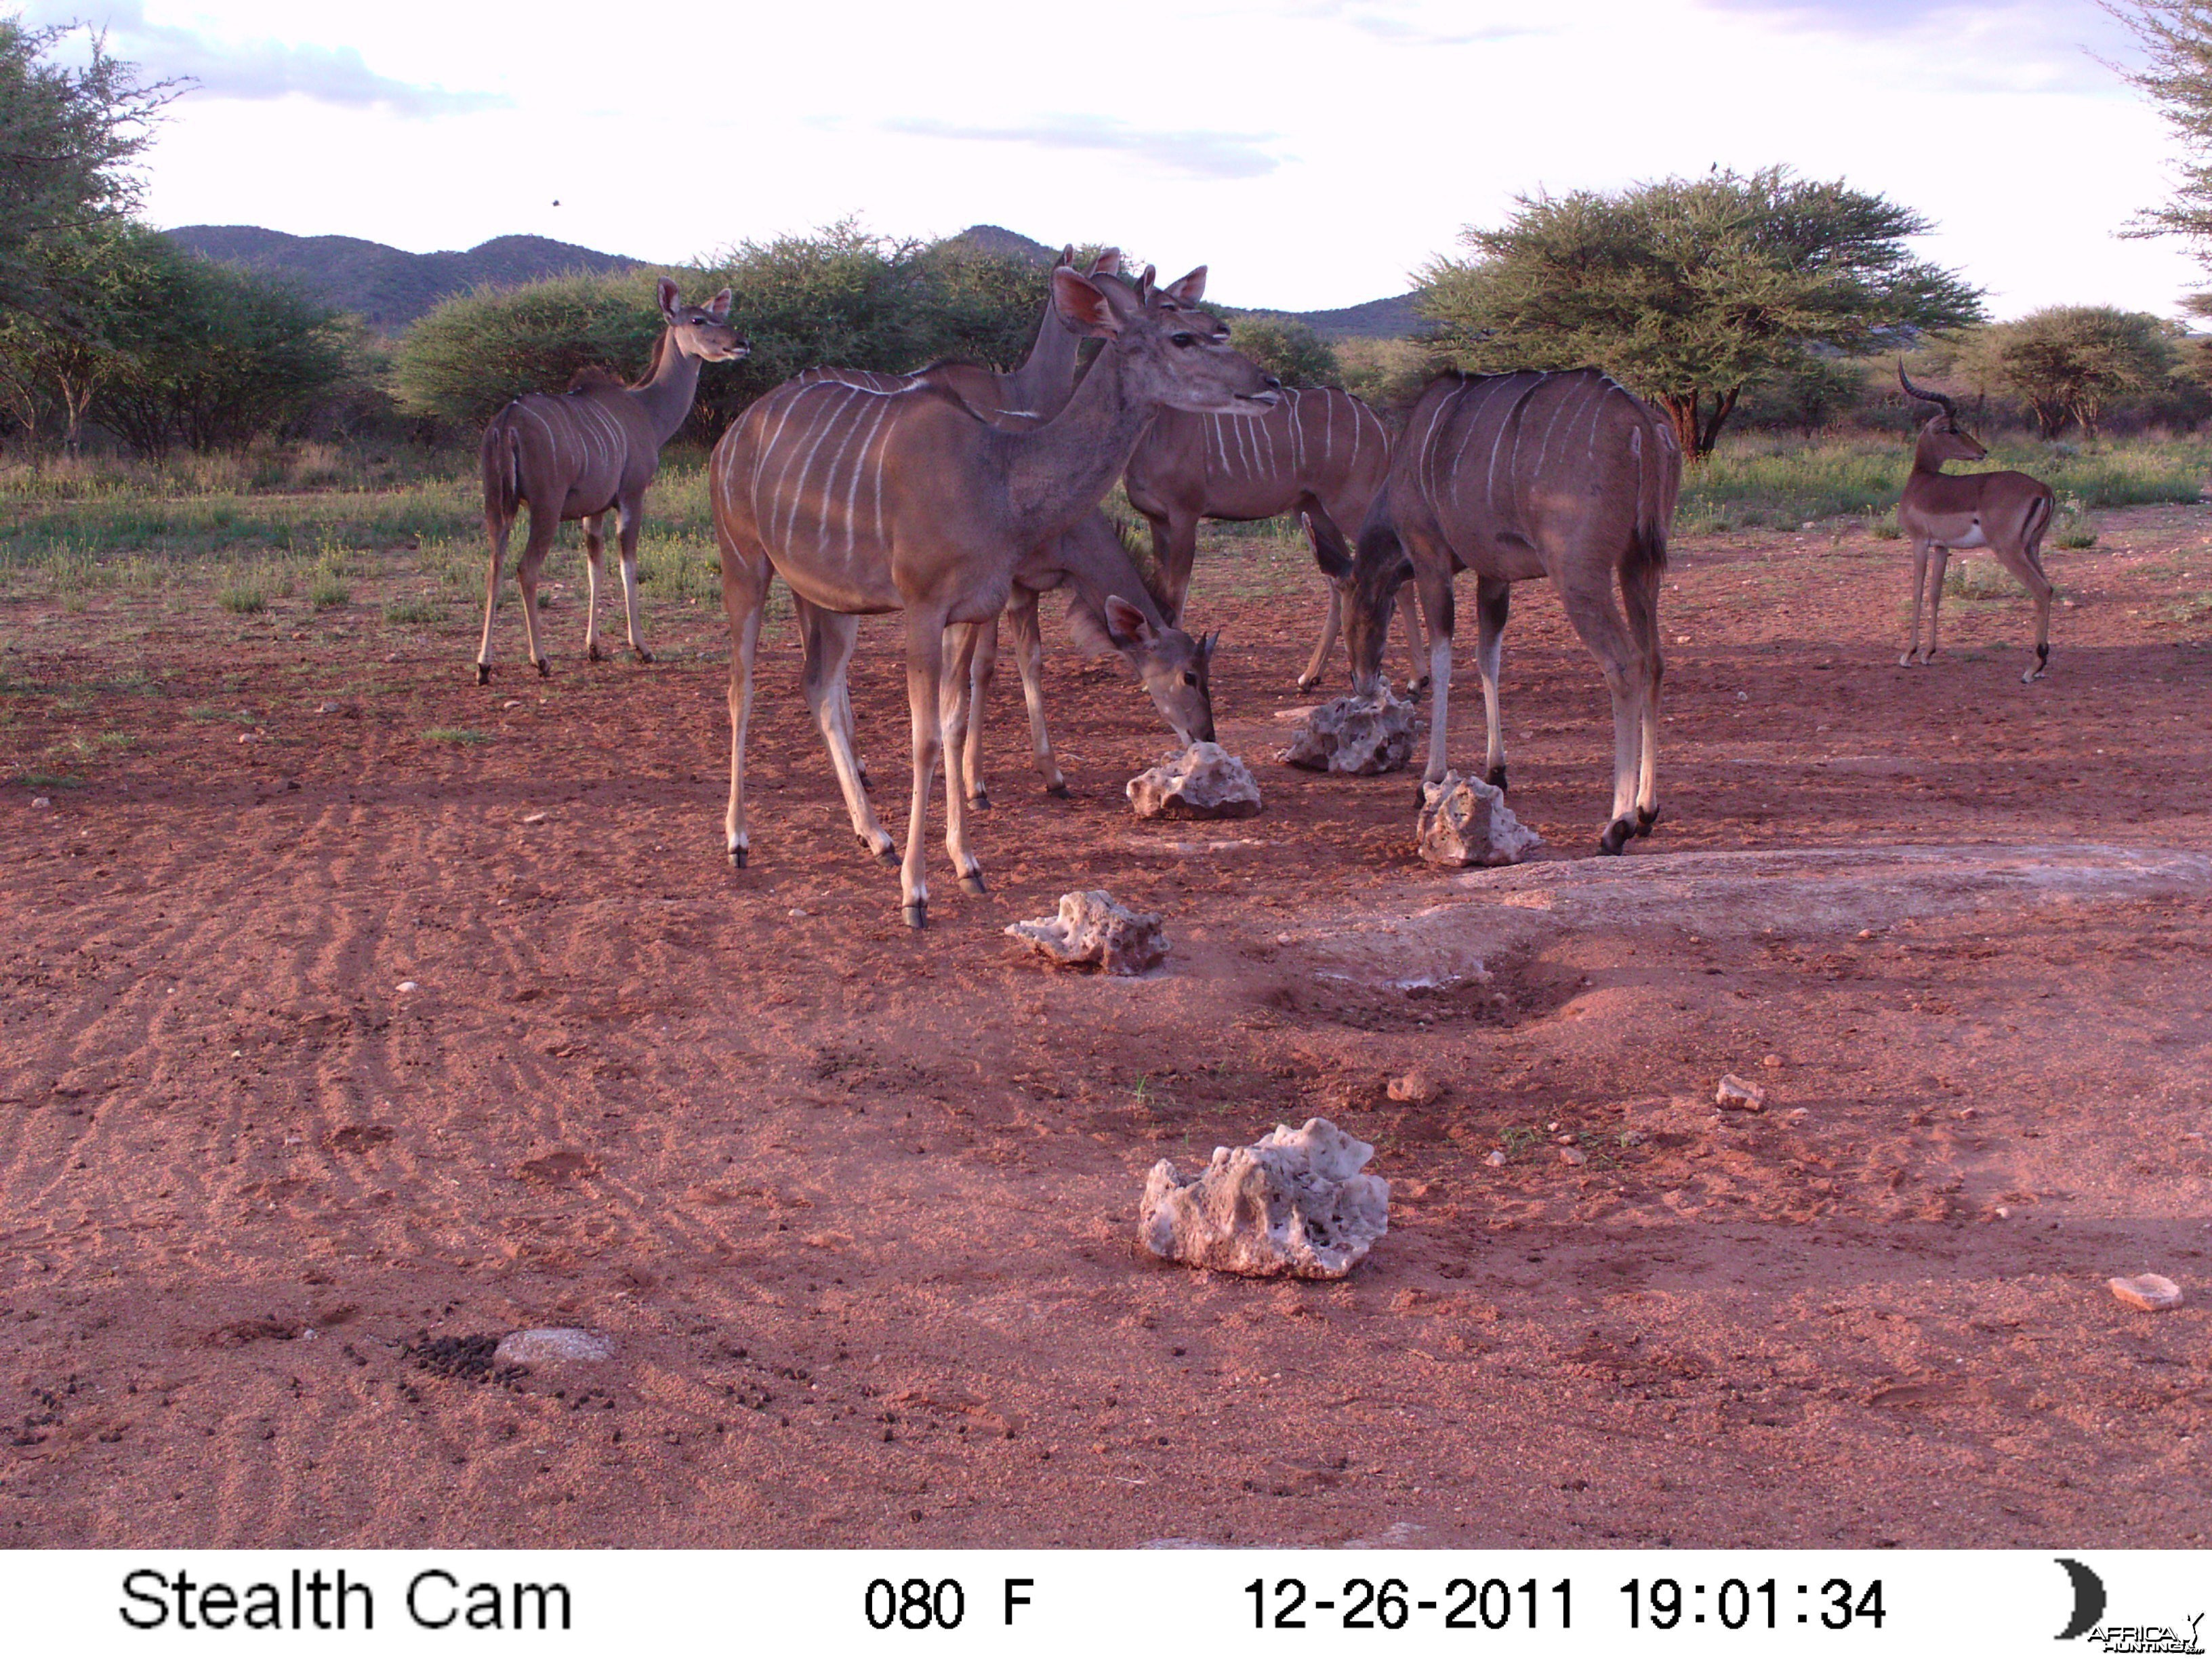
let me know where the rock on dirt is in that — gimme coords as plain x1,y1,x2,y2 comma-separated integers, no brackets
1126,742,1263,820
1278,693,1414,775
1416,772,1544,867
2108,1274,2184,1312
493,1328,616,1366
1139,1117,1389,1279
1006,890,1168,975
1387,1071,1443,1105
1715,1074,1768,1112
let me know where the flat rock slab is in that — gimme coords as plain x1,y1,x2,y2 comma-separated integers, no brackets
1279,694,1414,775
1416,771,1542,867
2108,1274,2184,1312
1139,1117,1389,1279
493,1327,615,1367
1006,890,1168,975
1127,742,1263,820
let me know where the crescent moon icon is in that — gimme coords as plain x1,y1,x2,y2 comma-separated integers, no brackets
2055,1557,2106,1641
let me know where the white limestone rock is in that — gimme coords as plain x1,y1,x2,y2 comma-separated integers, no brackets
1279,693,1414,775
2108,1273,2184,1312
493,1327,615,1367
1006,890,1168,975
1139,1117,1389,1279
1127,742,1262,820
1715,1074,1768,1113
1416,772,1543,867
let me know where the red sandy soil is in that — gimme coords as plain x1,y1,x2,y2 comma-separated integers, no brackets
2,507,2208,1549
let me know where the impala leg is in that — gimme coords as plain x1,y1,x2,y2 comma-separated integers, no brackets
961,611,1000,810
617,501,653,663
1473,574,1511,791
1996,541,2056,682
939,620,987,895
1298,583,1341,692
796,598,894,861
1397,585,1431,695
1555,567,1644,854
516,504,555,678
475,509,511,685
1621,554,1665,832
1901,541,1931,666
1006,591,1066,796
899,611,949,927
718,545,770,867
1925,546,1950,663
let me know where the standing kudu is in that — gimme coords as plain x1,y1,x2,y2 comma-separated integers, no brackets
1896,365,2057,682
475,279,747,683
1326,369,1681,855
1123,271,1426,689
709,264,1277,926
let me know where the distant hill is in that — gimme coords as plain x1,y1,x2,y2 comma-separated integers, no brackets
163,222,1427,340
163,226,638,330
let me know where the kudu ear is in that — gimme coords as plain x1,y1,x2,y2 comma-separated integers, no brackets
1051,266,1123,339
1057,244,1076,269
657,276,681,320
1063,596,1119,659
1201,628,1221,660
1088,247,1122,278
1160,266,1208,308
1300,509,1356,585
705,288,733,321
1103,594,1155,649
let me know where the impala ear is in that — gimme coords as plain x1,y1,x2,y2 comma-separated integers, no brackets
657,277,680,319
1103,594,1154,649
1052,267,1122,338
1160,265,1208,307
705,288,733,321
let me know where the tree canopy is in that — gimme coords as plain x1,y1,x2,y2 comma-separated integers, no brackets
1418,166,1984,457
2112,1,2212,255
1951,306,2181,438
1223,314,1340,388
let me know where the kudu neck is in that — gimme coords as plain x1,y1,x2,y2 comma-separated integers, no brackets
1002,344,1159,552
630,331,705,445
1002,298,1080,419
1058,521,1168,631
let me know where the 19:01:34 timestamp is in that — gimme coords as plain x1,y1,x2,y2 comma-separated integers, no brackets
1621,1578,1887,1631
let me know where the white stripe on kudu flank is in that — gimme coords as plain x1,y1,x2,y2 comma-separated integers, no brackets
1258,413,1277,477
817,393,874,554
1210,416,1231,476
843,397,892,555
778,386,852,550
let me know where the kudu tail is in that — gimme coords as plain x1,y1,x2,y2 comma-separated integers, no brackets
480,410,523,525
1627,413,1680,575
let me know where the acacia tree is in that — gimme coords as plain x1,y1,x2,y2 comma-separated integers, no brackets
1420,166,1983,458
1224,315,1340,388
2110,2,2212,253
1954,306,2179,437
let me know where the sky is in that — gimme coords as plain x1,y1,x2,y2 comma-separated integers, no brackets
25,0,2209,319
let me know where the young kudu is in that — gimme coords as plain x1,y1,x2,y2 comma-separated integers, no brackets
708,265,1277,926
1327,369,1681,855
474,279,746,683
1896,366,2058,682
1122,271,1426,688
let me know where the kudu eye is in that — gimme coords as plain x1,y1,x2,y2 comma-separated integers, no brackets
1170,332,1196,348
1183,671,1199,687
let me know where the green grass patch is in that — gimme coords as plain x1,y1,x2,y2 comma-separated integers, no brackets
383,594,443,626
307,569,351,608
422,727,490,745
1942,560,2020,600
18,770,83,788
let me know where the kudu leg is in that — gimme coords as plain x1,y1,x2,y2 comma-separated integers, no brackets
474,512,511,685
718,550,770,867
1620,556,1665,832
1555,571,1645,854
1397,586,1431,695
1298,583,1343,693
515,507,556,677
582,512,607,662
960,611,1001,810
1411,555,1457,792
1161,512,1201,628
898,613,951,928
796,598,895,861
937,621,987,897
617,505,653,663
1472,575,1511,791
1004,593,1067,796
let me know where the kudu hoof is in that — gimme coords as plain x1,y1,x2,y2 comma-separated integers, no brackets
869,839,898,863
903,900,928,930
1635,804,1661,837
958,871,987,897
1046,783,1071,800
1486,764,1508,792
474,663,490,687
535,657,552,678
1598,817,1635,856
968,791,990,811
1295,674,1319,693
727,844,747,869
587,642,604,663
634,647,655,664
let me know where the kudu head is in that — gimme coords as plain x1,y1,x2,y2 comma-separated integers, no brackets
1304,507,1413,702
1049,263,1278,417
659,278,749,364
1068,592,1218,746
1898,363,1985,464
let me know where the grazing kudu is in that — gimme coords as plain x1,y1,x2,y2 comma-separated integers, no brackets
1326,369,1681,855
474,279,746,684
1896,365,2057,682
1122,272,1426,688
709,264,1277,926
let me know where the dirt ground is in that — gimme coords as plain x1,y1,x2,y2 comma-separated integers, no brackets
2,505,2209,1549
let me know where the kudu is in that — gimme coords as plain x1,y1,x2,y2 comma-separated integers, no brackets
1324,369,1681,855
1896,365,2057,682
1123,270,1427,689
708,264,1277,926
474,279,746,684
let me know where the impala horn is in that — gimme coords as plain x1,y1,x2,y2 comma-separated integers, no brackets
1898,361,1957,416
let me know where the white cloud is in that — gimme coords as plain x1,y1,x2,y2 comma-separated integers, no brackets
883,115,1286,182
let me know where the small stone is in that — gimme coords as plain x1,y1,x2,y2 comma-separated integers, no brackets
1992,1206,2011,1220
1138,1117,1389,1279
493,1327,616,1367
1715,1074,1767,1112
1560,1147,1586,1166
2108,1274,2184,1313
1387,1071,1442,1106
521,812,548,825
503,699,522,711
237,731,262,744
1126,741,1262,819
1415,772,1543,867
1483,1149,1507,1168
1761,1054,1783,1070
30,796,51,810
1278,693,1414,775
315,701,341,714
396,980,419,994
1620,1129,1647,1147
1006,890,1167,975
